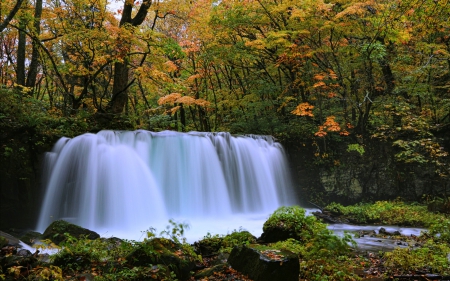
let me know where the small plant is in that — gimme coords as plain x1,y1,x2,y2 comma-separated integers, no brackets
159,219,190,244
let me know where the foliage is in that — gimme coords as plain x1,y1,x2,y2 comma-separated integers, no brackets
324,201,441,226
383,240,450,276
196,228,257,254
265,206,354,251
265,206,357,280
0,0,449,190
346,144,365,156
31,219,200,281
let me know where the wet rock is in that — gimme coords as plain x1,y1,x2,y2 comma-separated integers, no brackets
19,231,42,246
228,244,299,281
378,227,401,236
42,220,100,245
16,249,32,257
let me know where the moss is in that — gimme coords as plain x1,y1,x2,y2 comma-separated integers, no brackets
42,220,100,245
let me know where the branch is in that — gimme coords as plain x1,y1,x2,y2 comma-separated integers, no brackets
0,0,25,32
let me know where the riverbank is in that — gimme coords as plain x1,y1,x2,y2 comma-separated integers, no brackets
2,202,450,280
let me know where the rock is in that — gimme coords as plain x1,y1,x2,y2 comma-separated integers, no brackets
194,263,227,279
19,231,42,246
258,225,296,243
126,238,197,280
259,206,324,243
16,249,32,257
228,244,299,281
42,220,100,245
194,236,224,256
0,231,20,246
378,228,402,236
194,231,257,256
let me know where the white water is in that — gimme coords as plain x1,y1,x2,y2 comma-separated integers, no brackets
36,130,296,242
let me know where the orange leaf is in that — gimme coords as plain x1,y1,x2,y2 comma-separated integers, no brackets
158,93,182,105
291,102,314,117
313,81,326,88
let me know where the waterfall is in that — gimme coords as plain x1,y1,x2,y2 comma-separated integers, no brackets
36,130,296,239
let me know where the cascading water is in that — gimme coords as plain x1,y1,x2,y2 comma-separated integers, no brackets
36,130,296,240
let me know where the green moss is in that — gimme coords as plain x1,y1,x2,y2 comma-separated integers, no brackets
195,229,257,255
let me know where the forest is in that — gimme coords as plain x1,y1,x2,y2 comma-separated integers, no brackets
1,0,449,153
1,0,450,279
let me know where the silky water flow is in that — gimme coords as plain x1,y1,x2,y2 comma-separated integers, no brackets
36,130,297,241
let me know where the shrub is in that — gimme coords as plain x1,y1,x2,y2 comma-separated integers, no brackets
265,206,357,280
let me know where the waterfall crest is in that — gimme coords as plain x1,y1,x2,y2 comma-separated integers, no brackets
36,130,296,238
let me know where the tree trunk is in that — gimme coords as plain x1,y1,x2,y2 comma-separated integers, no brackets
106,0,152,114
26,0,43,89
109,61,130,113
16,14,27,86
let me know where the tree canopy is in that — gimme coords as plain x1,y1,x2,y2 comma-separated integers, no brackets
1,0,449,178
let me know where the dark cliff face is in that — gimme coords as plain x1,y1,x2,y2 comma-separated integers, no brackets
0,125,54,230
284,136,448,207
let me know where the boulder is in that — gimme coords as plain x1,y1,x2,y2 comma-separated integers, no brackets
0,231,20,246
258,226,294,243
194,231,257,256
19,231,42,246
228,244,299,281
126,238,197,280
194,236,224,256
42,220,99,245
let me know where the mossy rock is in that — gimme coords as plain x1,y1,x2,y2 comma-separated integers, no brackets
126,238,196,280
194,236,224,256
19,231,42,246
228,244,299,281
42,220,100,245
194,231,257,256
259,206,322,243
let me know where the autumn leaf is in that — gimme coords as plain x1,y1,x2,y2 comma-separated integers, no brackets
158,93,182,105
176,96,196,105
291,102,314,117
313,81,326,88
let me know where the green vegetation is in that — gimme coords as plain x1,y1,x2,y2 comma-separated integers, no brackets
264,206,357,280
324,201,441,226
3,204,450,280
196,229,257,255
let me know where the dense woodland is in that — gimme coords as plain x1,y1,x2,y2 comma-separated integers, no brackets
1,0,449,202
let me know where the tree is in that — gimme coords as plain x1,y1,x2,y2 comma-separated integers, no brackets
106,0,154,114
0,0,24,32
